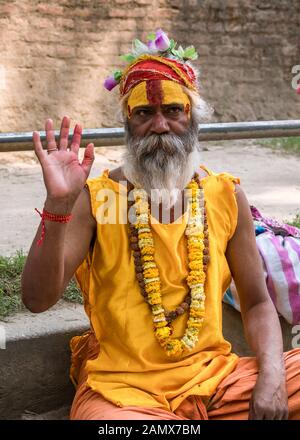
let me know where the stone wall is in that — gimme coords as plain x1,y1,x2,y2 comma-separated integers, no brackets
0,0,299,133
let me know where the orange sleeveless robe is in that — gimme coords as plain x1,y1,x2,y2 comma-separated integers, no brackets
71,165,240,412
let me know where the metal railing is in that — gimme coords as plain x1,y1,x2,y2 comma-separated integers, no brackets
1,120,300,152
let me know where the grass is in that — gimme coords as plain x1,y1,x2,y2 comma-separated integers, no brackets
287,214,300,229
258,136,300,156
0,250,82,319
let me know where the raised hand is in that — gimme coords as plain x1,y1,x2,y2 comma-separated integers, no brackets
33,116,94,212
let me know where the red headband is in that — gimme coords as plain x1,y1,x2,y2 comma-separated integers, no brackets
120,55,197,96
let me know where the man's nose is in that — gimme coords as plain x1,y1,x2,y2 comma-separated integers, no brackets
149,113,170,134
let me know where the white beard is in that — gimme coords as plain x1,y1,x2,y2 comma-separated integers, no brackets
122,147,202,210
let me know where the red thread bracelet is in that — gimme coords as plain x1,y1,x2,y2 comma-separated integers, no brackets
35,208,72,246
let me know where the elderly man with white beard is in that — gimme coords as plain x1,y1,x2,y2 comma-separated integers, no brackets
21,31,300,420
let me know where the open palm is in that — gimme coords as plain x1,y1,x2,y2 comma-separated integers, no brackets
33,116,94,204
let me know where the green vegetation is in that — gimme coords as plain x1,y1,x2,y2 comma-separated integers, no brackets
0,250,82,319
63,279,83,305
287,214,300,229
259,136,300,156
0,251,26,318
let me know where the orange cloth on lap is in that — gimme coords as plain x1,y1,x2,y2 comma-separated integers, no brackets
70,335,300,420
206,348,300,420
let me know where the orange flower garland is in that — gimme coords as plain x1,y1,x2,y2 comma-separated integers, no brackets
128,173,209,357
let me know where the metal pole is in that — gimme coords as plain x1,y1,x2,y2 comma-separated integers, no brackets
0,120,300,152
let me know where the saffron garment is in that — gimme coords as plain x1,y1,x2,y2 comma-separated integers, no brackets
71,166,241,412
70,334,300,420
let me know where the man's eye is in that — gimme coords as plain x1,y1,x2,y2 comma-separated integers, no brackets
166,106,183,114
135,109,151,117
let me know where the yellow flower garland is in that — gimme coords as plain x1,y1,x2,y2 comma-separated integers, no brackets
131,176,208,357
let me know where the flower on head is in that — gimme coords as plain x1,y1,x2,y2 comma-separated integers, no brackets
297,85,300,95
154,29,171,51
147,39,157,51
103,30,198,92
103,70,122,91
104,76,118,91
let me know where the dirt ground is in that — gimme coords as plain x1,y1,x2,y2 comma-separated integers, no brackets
0,140,299,257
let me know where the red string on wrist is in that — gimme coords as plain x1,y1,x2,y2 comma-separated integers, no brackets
35,208,72,246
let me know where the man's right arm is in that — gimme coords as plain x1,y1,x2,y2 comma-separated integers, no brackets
21,186,96,313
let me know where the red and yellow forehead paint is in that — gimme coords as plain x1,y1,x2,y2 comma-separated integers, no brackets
127,80,191,118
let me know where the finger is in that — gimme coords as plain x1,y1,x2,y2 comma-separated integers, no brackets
248,402,263,420
70,123,82,155
59,115,70,150
248,410,258,420
282,408,289,420
33,131,46,165
261,407,277,420
263,411,274,420
278,407,289,420
81,143,95,176
45,118,57,151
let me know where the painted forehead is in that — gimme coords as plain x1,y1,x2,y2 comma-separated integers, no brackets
127,80,190,117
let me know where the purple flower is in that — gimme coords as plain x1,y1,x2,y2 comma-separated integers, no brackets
155,29,170,51
147,40,157,51
297,85,300,95
104,76,118,91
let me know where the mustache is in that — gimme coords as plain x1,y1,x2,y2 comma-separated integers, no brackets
125,119,200,158
135,133,186,158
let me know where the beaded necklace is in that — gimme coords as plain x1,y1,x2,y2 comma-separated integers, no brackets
127,172,209,357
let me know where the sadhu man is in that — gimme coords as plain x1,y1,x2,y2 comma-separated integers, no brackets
21,30,300,420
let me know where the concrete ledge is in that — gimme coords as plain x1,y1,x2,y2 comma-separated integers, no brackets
0,301,89,420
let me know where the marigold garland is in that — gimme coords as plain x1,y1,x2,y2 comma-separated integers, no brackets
128,173,209,357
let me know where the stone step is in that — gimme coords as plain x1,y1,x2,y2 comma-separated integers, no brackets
21,406,70,420
0,300,89,420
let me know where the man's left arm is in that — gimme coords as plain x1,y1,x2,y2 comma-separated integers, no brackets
225,184,289,420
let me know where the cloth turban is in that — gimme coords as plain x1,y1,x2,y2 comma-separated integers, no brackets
120,55,197,117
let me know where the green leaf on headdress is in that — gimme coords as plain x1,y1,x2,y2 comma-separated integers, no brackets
176,45,185,59
113,70,122,81
147,32,156,41
183,46,198,60
120,53,136,63
169,39,176,50
133,38,149,54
